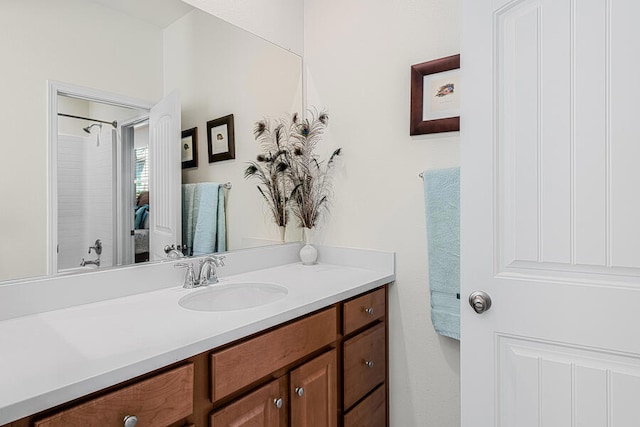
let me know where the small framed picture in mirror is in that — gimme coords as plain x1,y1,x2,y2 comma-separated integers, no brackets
207,114,235,163
181,127,198,169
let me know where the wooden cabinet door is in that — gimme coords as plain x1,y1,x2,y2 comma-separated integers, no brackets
290,350,337,427
211,377,288,427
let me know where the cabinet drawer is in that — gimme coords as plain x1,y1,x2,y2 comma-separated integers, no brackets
344,384,386,427
211,377,288,427
343,322,386,409
211,307,337,401
34,363,194,427
343,287,385,335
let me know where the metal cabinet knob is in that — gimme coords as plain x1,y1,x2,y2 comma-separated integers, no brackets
468,291,492,314
295,387,304,397
364,307,374,315
364,360,375,368
123,415,138,427
273,397,284,409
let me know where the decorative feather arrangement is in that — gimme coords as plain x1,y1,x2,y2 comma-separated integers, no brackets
288,109,341,229
243,115,296,227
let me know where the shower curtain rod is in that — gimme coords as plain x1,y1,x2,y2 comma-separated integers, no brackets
58,113,117,128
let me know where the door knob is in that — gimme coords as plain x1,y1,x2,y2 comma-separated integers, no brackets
295,387,304,397
468,291,492,314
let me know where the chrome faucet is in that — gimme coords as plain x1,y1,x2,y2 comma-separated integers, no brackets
81,239,102,267
175,255,225,289
80,257,101,267
164,244,186,259
88,239,102,255
198,256,225,285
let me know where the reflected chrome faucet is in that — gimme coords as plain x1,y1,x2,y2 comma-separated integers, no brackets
80,258,101,267
81,239,102,267
88,239,102,256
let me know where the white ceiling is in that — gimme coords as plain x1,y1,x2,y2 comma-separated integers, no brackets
88,0,193,28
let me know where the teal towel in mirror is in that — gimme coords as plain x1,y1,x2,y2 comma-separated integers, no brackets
182,183,226,256
423,167,460,340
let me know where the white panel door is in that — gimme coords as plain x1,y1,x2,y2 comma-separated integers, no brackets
461,0,640,425
148,91,181,261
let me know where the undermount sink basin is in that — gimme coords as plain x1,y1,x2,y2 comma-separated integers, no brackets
178,282,288,312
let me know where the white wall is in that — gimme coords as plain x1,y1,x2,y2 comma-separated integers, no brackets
181,0,303,56
164,9,303,250
304,0,462,425
0,0,164,281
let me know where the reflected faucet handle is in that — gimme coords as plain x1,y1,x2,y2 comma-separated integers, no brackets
213,255,225,267
88,239,102,255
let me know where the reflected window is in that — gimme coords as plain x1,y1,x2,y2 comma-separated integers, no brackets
135,146,149,195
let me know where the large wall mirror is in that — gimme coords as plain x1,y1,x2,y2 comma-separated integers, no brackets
0,0,302,283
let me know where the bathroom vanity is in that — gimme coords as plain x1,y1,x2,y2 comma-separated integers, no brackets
0,245,394,427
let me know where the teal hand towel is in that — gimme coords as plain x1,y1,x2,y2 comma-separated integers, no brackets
216,185,226,252
192,182,220,256
182,184,196,255
423,167,460,340
182,182,227,256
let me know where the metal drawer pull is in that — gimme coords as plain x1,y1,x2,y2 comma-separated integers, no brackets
364,307,374,315
123,415,138,427
274,397,284,409
295,387,305,397
364,360,375,368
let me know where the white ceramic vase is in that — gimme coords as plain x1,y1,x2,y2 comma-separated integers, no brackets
279,226,286,243
299,227,318,265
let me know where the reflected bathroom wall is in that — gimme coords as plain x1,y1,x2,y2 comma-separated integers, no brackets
167,8,303,249
56,96,147,273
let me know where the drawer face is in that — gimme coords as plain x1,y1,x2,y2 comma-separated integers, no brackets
34,363,194,427
344,384,386,427
343,287,385,335
211,377,288,427
211,307,337,402
343,322,386,409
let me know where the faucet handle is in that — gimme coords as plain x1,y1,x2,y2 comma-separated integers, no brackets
174,262,196,288
88,239,103,255
200,255,225,267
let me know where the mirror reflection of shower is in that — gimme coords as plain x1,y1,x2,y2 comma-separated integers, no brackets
58,112,118,146
83,123,102,145
56,94,147,273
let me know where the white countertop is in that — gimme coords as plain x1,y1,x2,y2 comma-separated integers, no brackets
0,247,395,425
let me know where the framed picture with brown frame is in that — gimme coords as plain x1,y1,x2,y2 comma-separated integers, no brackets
410,54,460,135
181,127,198,169
207,114,235,163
